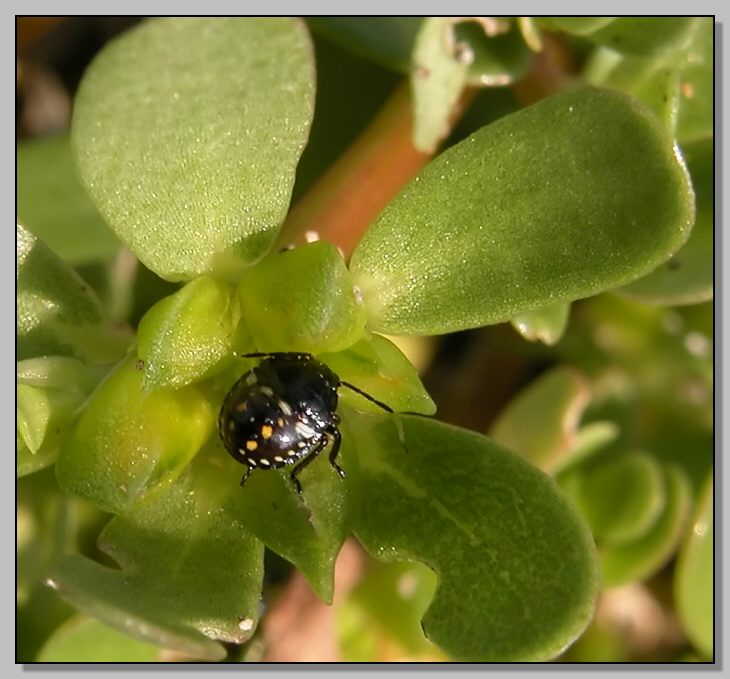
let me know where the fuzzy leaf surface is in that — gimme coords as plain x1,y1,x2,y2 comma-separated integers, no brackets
350,88,694,335
72,17,315,281
352,415,598,661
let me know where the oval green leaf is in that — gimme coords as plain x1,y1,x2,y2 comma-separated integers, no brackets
351,414,598,661
137,276,240,390
350,88,694,335
238,241,366,354
72,18,315,281
674,471,713,658
56,356,214,513
17,225,131,363
600,465,692,587
17,135,120,265
676,18,713,144
47,449,265,661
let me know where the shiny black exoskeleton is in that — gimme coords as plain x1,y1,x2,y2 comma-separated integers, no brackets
218,352,392,493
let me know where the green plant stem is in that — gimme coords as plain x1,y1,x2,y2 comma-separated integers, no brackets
277,81,474,258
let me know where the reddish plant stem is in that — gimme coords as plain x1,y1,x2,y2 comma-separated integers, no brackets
278,81,474,259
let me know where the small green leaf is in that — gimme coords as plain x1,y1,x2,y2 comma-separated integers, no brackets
238,242,366,354
350,88,694,335
47,449,265,661
137,276,240,390
17,135,120,265
319,333,436,415
587,17,701,58
489,366,590,474
17,357,104,475
352,415,598,661
411,18,470,153
601,465,692,587
72,17,315,281
56,356,214,513
17,225,131,363
37,616,165,662
511,301,571,346
674,471,713,658
572,451,666,544
619,137,713,305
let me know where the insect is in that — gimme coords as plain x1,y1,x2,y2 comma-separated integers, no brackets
218,352,394,493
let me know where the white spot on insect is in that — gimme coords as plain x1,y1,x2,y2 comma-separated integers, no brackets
259,458,271,467
295,422,316,438
260,386,274,397
228,421,236,431
247,458,258,467
246,373,257,386
297,441,307,449
278,400,293,416
238,618,254,632
273,456,284,463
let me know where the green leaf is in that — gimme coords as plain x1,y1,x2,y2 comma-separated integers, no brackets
37,616,164,662
71,17,315,282
137,276,240,390
47,449,265,661
17,357,104,476
587,17,701,58
411,18,470,153
489,366,590,474
676,18,713,144
308,17,422,72
350,88,694,335
571,451,666,544
511,301,571,346
319,333,436,415
619,138,713,305
17,225,131,363
600,465,692,587
352,415,598,661
674,471,713,658
238,242,366,354
411,18,532,152
56,356,214,513
17,135,120,265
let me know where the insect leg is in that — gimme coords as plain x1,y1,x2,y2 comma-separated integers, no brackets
240,465,254,487
289,435,329,494
326,426,346,479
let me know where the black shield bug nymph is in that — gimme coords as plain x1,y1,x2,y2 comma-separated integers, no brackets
218,352,394,493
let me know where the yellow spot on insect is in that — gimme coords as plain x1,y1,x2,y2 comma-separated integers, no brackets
246,440,258,451
261,424,273,439
277,418,285,427
236,402,247,413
